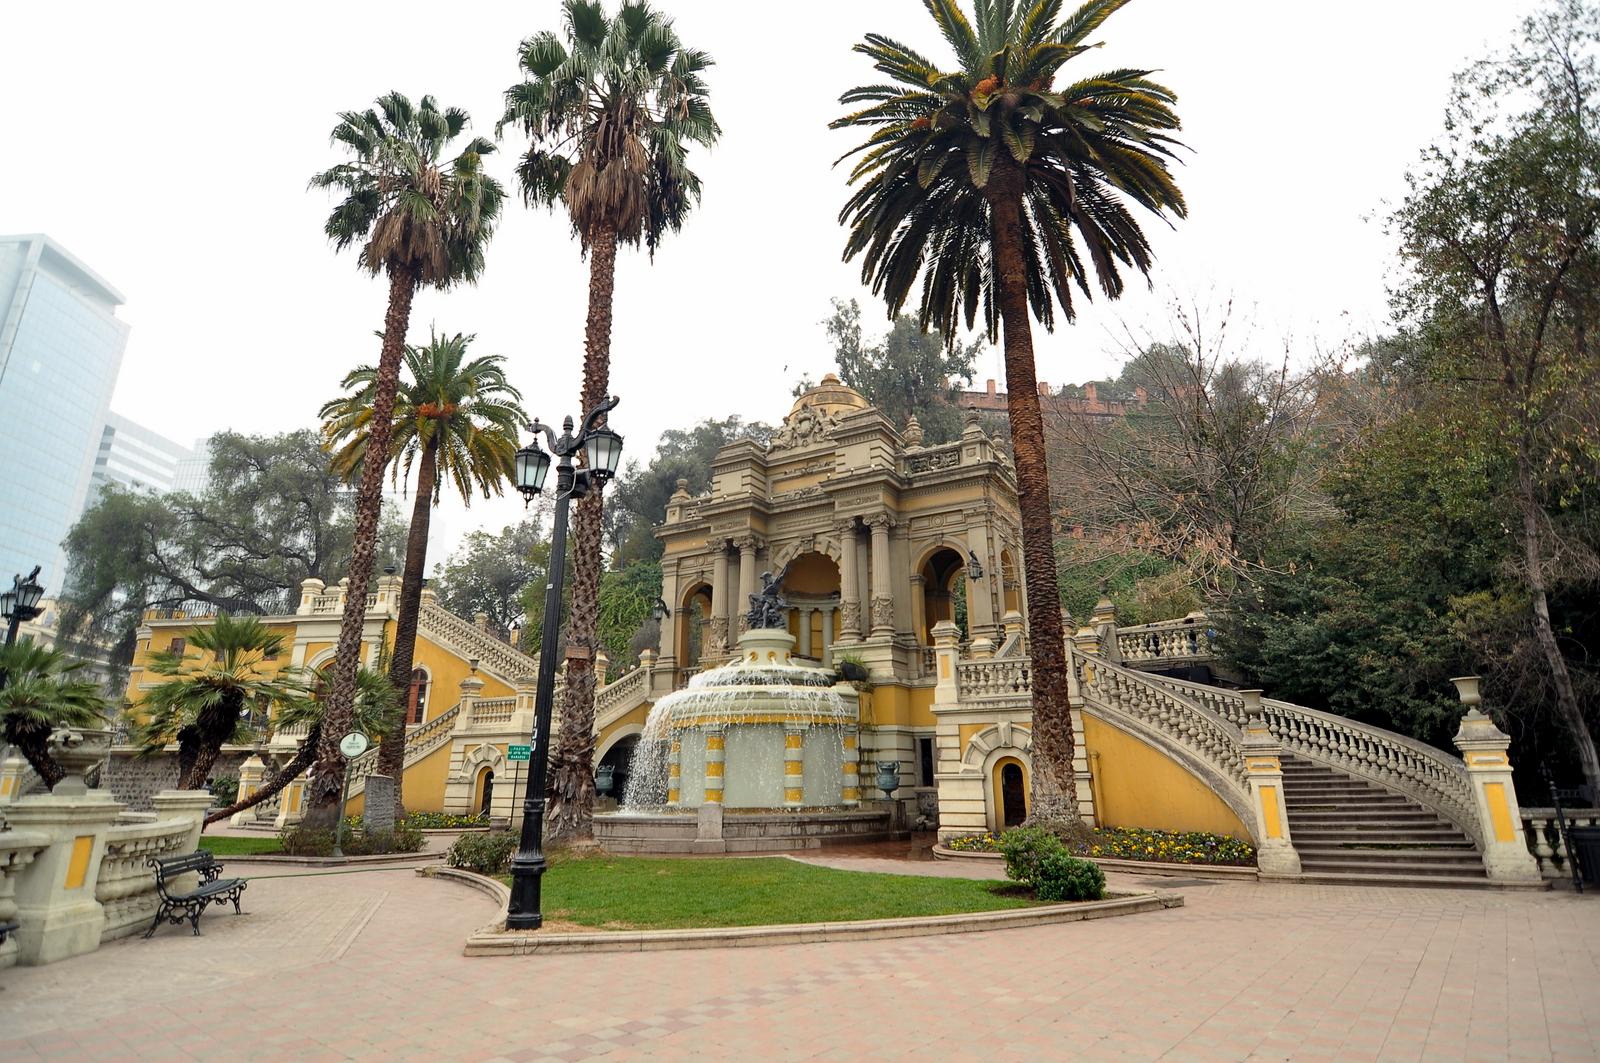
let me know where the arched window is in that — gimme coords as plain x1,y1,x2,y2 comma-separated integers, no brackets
408,668,430,724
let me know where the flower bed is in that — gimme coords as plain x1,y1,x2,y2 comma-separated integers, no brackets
945,826,1255,867
402,811,489,830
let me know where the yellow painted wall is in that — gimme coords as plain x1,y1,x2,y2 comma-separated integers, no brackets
597,701,653,751
861,684,936,728
785,552,840,594
123,621,302,709
345,736,456,817
412,635,514,722
1083,715,1249,840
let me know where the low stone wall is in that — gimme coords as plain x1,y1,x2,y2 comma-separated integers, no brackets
96,811,203,940
594,808,898,854
101,749,249,810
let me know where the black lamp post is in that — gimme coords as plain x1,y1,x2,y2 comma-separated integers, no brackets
2,566,46,648
506,396,623,930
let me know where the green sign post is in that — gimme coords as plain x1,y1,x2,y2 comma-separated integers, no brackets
507,745,531,762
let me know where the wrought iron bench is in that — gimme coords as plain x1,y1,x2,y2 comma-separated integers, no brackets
144,850,247,938
0,919,16,946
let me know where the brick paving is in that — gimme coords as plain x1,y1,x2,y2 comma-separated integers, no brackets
1,855,1597,1061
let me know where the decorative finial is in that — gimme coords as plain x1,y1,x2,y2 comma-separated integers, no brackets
903,414,924,447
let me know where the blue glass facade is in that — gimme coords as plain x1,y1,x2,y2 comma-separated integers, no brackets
0,235,129,591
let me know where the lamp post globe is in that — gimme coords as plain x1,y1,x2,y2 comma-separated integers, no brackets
16,572,44,615
581,424,624,481
515,441,552,500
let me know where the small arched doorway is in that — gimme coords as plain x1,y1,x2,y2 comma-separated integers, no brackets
678,582,714,671
918,547,967,643
598,734,640,804
995,757,1028,828
476,768,495,816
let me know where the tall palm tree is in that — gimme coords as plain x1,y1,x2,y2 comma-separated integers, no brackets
203,664,399,827
308,92,504,821
500,0,719,841
0,640,110,790
132,615,305,790
320,331,529,813
833,0,1186,823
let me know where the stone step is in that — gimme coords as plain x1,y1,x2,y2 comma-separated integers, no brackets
1288,806,1443,820
1297,857,1487,876
1292,870,1528,891
1296,847,1484,867
1291,828,1472,846
1284,792,1411,805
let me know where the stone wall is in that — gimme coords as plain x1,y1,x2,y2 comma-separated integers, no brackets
101,750,249,810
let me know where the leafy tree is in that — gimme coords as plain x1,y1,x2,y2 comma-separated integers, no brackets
597,560,662,674
1390,0,1600,794
433,516,551,638
0,640,111,789
59,431,405,673
308,91,503,821
604,416,772,566
833,0,1186,824
321,331,528,812
823,298,981,443
131,615,306,790
501,0,720,841
202,663,399,827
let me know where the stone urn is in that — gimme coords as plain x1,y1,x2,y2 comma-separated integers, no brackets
46,727,113,797
875,761,902,799
594,764,616,798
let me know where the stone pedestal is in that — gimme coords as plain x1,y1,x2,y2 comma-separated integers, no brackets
4,792,120,966
273,774,307,829
363,775,396,834
231,755,266,827
692,801,726,854
0,752,30,804
0,830,49,969
931,621,960,705
1239,694,1302,877
1453,707,1543,884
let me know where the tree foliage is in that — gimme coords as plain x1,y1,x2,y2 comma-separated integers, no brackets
0,640,111,789
433,516,552,638
823,298,980,443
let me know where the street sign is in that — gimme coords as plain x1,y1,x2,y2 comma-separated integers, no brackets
339,732,370,758
507,744,531,762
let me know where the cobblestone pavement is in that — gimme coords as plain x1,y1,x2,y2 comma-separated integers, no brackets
1,855,1597,1062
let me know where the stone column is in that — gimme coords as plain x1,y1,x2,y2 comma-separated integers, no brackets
710,543,730,655
297,576,325,615
836,520,862,643
459,673,484,729
798,606,813,657
867,515,895,637
703,726,726,805
931,620,961,705
964,522,998,640
784,725,806,808
230,755,266,827
841,726,861,807
909,574,927,644
735,535,760,634
1238,691,1301,877
1451,679,1543,884
666,737,682,807
820,608,835,667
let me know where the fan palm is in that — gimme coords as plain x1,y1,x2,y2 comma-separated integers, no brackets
308,91,504,821
500,0,719,841
204,664,400,827
0,640,110,790
131,615,305,790
833,0,1186,822
320,331,529,812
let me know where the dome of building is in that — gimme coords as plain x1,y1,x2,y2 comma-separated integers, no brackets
788,373,870,420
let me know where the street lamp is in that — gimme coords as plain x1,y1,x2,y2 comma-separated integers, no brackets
507,395,622,930
2,566,45,647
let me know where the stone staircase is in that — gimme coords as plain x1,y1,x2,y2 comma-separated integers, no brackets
1280,754,1492,888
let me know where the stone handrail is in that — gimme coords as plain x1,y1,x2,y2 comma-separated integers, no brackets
346,704,461,800
595,667,648,729
1116,617,1213,665
955,658,1033,702
1522,808,1600,881
1151,675,1482,847
418,601,536,683
0,829,49,967
96,817,195,941
470,698,516,725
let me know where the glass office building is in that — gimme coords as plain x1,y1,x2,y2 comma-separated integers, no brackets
0,235,130,591
91,412,196,498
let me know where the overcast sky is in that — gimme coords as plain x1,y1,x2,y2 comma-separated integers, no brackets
3,0,1542,561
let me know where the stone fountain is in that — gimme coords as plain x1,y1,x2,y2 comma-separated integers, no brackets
594,574,901,853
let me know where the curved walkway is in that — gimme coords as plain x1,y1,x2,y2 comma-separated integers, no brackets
1,854,1597,1061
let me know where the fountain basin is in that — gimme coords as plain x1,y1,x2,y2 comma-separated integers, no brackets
594,808,898,854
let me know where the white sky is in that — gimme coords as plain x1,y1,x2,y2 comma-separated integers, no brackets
2,0,1541,560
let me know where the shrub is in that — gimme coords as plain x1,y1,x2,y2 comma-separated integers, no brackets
277,820,426,857
997,825,1067,887
279,825,337,856
447,830,518,875
402,810,489,830
1034,852,1106,901
208,775,240,806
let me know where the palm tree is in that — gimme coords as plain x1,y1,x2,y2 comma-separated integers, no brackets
833,0,1186,824
132,615,306,790
500,0,719,840
320,331,529,813
204,664,399,827
0,640,110,790
308,92,504,822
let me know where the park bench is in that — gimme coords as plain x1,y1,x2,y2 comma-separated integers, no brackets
144,850,246,938
0,919,16,946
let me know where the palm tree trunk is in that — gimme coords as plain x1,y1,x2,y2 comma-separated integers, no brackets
10,729,64,790
986,169,1080,825
547,221,619,844
203,729,319,827
377,436,440,815
308,265,418,825
1517,445,1600,796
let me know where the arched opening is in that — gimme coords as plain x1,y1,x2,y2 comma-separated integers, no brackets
598,734,640,804
475,767,495,816
407,667,430,724
1000,549,1022,617
994,757,1028,829
918,547,967,644
678,582,714,670
781,551,840,662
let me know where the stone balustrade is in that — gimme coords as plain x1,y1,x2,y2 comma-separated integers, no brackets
0,829,49,968
418,600,536,683
1116,616,1214,664
954,658,1033,702
1522,808,1600,881
95,815,199,940
470,698,517,726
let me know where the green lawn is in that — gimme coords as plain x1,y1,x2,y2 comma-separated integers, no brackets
197,835,283,857
502,856,1038,930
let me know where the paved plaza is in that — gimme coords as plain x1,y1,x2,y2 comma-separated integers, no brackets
1,850,1597,1062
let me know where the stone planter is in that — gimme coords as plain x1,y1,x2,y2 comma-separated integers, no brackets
46,728,113,797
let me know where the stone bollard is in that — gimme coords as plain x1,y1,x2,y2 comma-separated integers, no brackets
231,755,266,827
1238,691,1302,877
362,775,396,834
1450,677,1543,884
693,802,726,854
